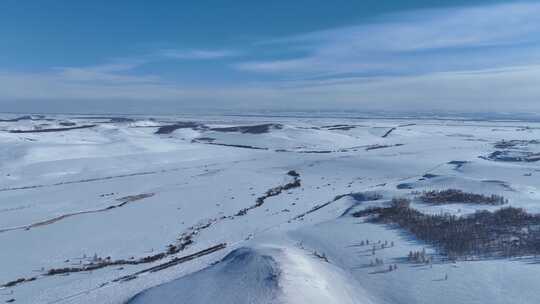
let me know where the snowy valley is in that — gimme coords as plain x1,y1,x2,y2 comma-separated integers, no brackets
1,113,539,304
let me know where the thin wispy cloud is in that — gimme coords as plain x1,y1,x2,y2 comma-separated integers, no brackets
3,64,540,112
236,2,540,77
48,47,240,85
158,49,241,60
2,2,540,113
56,63,161,84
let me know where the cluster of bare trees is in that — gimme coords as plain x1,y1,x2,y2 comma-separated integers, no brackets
354,198,540,260
369,258,398,272
236,172,301,216
370,258,384,266
407,248,433,265
418,189,507,205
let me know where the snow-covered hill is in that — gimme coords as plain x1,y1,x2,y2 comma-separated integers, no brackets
1,114,539,303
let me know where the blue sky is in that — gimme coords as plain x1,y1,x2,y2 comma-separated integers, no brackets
1,0,539,113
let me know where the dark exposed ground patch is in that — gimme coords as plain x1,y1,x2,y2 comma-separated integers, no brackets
396,183,414,190
287,170,300,177
59,122,77,126
448,160,469,170
155,122,206,134
481,151,540,162
348,192,383,202
210,123,282,134
482,140,540,162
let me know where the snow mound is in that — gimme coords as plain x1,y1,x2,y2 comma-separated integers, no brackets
128,245,372,304
278,246,373,304
127,247,281,304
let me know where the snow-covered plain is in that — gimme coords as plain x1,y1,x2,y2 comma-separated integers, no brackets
0,113,539,303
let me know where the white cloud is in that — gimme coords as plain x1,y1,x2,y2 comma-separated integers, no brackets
56,66,160,84
158,49,240,60
51,47,240,85
2,64,540,113
276,65,540,112
2,2,540,114
236,2,540,76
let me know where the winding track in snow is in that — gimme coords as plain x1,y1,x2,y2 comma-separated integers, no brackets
0,172,302,291
0,160,237,193
0,194,155,234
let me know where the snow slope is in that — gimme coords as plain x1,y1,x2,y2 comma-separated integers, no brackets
129,244,372,304
0,114,539,303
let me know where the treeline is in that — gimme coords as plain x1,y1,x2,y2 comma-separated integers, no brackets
418,189,507,205
353,198,540,260
236,171,301,216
